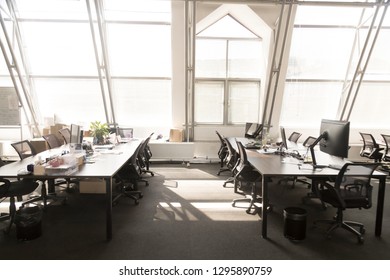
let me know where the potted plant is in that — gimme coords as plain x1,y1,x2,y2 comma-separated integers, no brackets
90,121,110,145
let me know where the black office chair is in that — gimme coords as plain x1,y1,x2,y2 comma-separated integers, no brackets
380,134,390,163
0,158,41,234
42,133,63,149
58,128,71,144
314,162,380,243
222,137,240,188
288,131,302,143
231,141,263,215
359,132,383,162
138,133,154,177
215,131,229,175
113,142,146,205
11,140,37,160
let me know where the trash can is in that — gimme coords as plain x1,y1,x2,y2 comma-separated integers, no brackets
283,207,307,241
15,206,43,241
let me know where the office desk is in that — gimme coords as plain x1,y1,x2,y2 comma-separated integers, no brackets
0,140,141,241
230,137,387,239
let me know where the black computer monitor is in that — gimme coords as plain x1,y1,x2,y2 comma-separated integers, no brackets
70,124,82,144
245,123,263,139
310,119,350,168
280,126,288,150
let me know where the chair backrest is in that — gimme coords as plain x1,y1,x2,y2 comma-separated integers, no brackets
381,134,390,161
43,134,62,149
360,132,378,150
223,137,239,170
333,162,379,209
138,133,154,162
11,140,37,160
359,132,381,159
236,141,250,170
303,136,317,147
288,132,302,143
58,128,71,144
216,131,227,159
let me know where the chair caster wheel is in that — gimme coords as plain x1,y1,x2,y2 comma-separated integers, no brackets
139,193,144,199
135,200,139,205
358,236,364,244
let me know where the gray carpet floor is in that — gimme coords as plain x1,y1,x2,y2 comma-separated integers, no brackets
1,162,390,260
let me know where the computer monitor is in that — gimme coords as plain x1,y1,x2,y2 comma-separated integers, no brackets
310,119,350,168
280,126,288,150
70,124,82,144
245,123,263,139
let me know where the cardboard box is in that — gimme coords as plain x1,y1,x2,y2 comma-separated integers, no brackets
79,179,106,194
169,128,184,142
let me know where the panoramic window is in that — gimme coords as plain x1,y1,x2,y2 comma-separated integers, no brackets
281,5,390,128
195,15,262,125
2,0,171,129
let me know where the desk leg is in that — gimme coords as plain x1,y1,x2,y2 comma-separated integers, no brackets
261,175,268,238
375,176,386,236
105,178,112,241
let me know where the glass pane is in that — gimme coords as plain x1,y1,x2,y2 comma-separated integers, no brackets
228,81,260,124
195,39,226,78
104,0,171,22
195,82,224,124
15,0,88,20
349,82,390,127
107,24,171,77
228,40,262,78
365,29,390,80
34,78,105,128
287,28,355,80
21,22,97,76
280,82,343,127
295,6,368,26
112,79,171,127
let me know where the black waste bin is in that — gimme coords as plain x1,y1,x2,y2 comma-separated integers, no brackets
15,206,42,241
283,207,307,241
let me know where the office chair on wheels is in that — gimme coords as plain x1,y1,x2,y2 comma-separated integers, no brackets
0,158,41,234
380,134,390,162
11,140,37,160
58,128,71,144
314,162,379,243
42,133,63,149
113,141,148,205
359,132,383,162
288,131,302,143
222,137,239,188
215,131,229,176
138,133,154,177
231,141,264,215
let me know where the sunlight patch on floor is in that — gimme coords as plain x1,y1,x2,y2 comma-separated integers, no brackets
153,201,259,222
